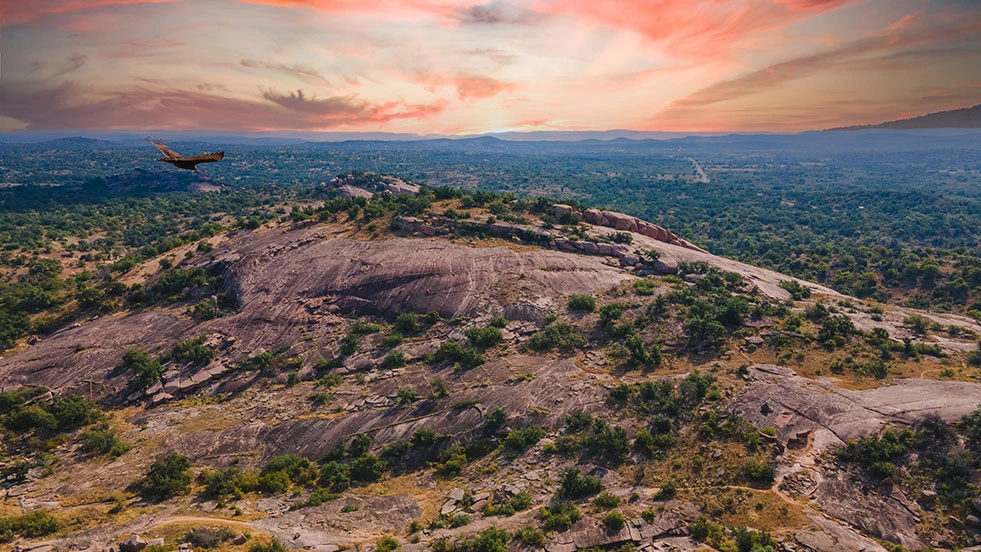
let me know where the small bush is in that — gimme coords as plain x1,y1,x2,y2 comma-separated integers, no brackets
540,500,581,531
79,427,131,457
593,492,620,509
182,526,236,549
380,350,406,370
503,425,545,456
249,540,287,552
396,386,418,405
603,511,626,530
376,535,399,552
122,349,162,390
394,313,421,335
558,467,603,499
0,510,61,542
465,326,503,348
482,407,508,435
433,339,485,369
140,453,192,502
743,458,776,485
449,513,471,527
512,526,545,547
567,295,596,312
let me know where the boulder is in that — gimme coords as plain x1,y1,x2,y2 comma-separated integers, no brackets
120,534,148,552
583,208,604,225
603,211,638,232
552,204,574,220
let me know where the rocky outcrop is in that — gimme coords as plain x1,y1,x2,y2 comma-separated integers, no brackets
324,172,420,196
582,207,706,252
334,184,373,199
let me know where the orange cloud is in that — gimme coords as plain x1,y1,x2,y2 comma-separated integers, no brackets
0,0,177,26
531,0,856,60
412,72,516,101
650,13,981,129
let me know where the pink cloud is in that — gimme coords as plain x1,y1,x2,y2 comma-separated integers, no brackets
412,72,516,101
531,0,856,61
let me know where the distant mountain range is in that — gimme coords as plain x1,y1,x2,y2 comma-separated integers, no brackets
2,105,980,144
830,105,981,131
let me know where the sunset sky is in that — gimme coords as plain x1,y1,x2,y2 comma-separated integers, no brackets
1,0,980,134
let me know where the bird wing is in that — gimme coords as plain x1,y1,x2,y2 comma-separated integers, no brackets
149,138,183,159
180,151,224,164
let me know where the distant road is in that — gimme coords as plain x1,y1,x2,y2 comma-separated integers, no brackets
688,157,710,183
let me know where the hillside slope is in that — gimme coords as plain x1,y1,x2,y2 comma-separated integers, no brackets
1,187,981,552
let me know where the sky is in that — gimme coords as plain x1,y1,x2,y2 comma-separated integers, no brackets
1,0,980,134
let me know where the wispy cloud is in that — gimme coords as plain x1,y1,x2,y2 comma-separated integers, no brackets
0,80,448,131
656,14,981,114
0,0,177,26
241,59,333,86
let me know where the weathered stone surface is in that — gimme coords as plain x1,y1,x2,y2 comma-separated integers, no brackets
334,184,373,198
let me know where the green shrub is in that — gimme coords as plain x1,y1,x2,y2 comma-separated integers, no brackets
410,429,442,447
503,425,545,456
593,492,620,509
394,313,421,335
0,510,61,542
540,500,581,531
381,350,406,369
558,467,603,499
488,317,508,328
455,527,510,552
433,339,485,369
258,470,291,494
349,454,387,482
603,511,626,530
351,321,384,335
263,454,312,480
436,445,468,476
449,513,471,527
140,453,192,502
742,458,776,485
482,407,508,435
376,535,399,552
249,540,287,552
170,336,215,366
430,378,449,398
79,427,131,458
200,467,252,501
465,326,503,348
381,333,403,348
182,526,237,549
527,322,586,353
567,295,596,312
512,526,545,547
396,386,417,405
122,349,163,390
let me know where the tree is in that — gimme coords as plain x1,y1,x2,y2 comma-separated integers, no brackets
140,453,192,501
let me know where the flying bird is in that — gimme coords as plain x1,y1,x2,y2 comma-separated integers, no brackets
148,138,224,171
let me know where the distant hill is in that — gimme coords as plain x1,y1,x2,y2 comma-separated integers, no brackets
830,105,981,130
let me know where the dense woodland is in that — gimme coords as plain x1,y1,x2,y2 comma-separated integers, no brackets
1,135,980,351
